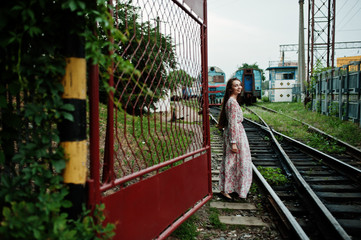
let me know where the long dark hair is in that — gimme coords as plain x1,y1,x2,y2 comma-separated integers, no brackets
217,78,242,129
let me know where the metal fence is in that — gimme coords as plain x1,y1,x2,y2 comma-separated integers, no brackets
292,83,301,101
88,1,211,239
311,61,361,127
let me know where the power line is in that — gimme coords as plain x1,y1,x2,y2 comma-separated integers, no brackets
337,0,360,27
337,0,349,14
339,4,361,30
338,28,361,32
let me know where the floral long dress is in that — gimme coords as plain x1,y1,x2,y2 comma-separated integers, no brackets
219,97,252,198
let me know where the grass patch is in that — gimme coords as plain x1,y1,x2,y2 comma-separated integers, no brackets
97,102,196,177
208,208,226,230
255,102,361,148
242,107,260,123
306,133,346,153
171,215,199,240
249,182,259,194
257,166,289,186
243,102,361,153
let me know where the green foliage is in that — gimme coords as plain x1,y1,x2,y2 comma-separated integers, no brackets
313,100,321,113
308,59,332,94
306,133,346,154
253,102,361,149
208,208,226,230
262,80,269,90
257,166,289,186
84,1,138,107
305,98,312,110
243,110,260,123
0,0,117,238
107,3,177,116
171,215,199,240
1,202,114,240
261,96,270,102
238,63,265,81
167,69,195,89
328,102,339,116
71,204,115,240
249,182,259,194
112,108,194,169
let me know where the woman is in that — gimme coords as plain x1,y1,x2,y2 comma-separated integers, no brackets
217,78,252,200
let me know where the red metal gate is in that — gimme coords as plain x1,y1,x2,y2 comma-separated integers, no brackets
87,1,211,239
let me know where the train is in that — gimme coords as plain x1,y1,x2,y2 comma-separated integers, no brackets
207,66,262,106
231,68,262,105
208,66,226,105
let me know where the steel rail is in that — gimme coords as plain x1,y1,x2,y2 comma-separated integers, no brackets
252,165,309,240
244,107,351,240
246,106,361,182
253,104,361,161
209,111,309,240
272,129,361,185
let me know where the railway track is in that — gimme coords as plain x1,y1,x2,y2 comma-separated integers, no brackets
252,104,361,169
209,106,361,240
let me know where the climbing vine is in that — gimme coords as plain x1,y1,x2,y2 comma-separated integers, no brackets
0,0,135,238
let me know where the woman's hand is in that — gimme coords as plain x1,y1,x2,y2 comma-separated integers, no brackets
231,143,238,153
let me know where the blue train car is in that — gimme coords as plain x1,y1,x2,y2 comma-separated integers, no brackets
232,68,262,104
208,66,226,105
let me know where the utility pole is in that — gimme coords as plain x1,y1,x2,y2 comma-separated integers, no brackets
59,10,87,220
298,0,306,101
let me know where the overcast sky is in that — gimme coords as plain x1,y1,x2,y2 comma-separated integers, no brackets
207,0,361,80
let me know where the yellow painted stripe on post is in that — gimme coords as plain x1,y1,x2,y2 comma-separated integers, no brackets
62,57,86,99
61,140,87,184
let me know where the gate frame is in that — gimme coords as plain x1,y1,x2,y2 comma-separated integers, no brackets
87,1,212,239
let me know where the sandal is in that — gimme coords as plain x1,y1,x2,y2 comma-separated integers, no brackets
220,191,232,200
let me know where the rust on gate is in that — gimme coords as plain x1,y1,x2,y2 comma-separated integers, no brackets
88,1,211,239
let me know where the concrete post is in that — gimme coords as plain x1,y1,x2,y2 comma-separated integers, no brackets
298,0,306,102
58,10,87,220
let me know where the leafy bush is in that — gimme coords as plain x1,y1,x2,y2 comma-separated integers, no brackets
0,0,122,238
257,166,289,186
262,96,270,102
171,215,199,240
306,133,346,154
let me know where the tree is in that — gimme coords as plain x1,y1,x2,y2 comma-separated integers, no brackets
308,59,331,92
106,3,177,116
167,69,196,100
238,63,266,81
167,69,195,89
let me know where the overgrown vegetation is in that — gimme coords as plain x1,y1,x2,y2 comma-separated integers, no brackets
98,2,183,116
0,1,128,238
261,95,270,102
171,215,199,240
249,182,259,194
208,208,226,230
168,70,196,91
306,133,346,154
306,59,332,96
257,167,289,186
246,102,361,151
98,102,195,177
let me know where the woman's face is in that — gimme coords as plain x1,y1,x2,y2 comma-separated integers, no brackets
230,80,242,95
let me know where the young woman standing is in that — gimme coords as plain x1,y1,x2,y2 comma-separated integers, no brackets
217,78,252,200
